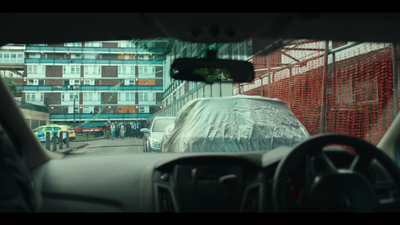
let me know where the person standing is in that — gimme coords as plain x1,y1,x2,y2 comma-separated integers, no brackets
130,121,134,138
103,122,107,137
116,122,120,138
126,121,131,138
120,122,125,139
110,123,115,140
106,122,111,139
136,121,141,139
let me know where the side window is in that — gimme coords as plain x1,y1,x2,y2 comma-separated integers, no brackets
32,128,42,133
44,127,53,132
53,127,61,131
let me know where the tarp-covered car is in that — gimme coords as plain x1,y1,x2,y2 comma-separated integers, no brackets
161,95,310,153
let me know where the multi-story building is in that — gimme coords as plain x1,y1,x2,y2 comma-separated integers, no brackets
1,39,173,128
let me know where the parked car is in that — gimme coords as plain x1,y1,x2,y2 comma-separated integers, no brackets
161,95,310,153
32,124,75,143
141,116,176,153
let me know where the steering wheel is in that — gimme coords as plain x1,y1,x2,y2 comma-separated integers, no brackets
272,134,400,212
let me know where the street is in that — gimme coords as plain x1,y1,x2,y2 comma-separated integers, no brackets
68,137,144,155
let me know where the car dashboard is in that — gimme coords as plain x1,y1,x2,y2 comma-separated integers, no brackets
30,146,391,212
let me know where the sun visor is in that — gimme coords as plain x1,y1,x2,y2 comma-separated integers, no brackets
161,95,310,153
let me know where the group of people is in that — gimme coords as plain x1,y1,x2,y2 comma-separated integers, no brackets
103,121,147,140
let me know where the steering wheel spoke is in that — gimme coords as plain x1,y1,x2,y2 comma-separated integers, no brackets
350,154,373,173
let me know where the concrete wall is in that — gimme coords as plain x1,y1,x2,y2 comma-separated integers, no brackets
20,108,49,129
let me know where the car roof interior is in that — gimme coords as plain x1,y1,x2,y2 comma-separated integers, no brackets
1,13,400,212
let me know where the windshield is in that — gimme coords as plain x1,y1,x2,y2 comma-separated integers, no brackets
1,38,398,154
152,119,175,132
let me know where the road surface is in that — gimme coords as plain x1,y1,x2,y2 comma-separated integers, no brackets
68,137,144,155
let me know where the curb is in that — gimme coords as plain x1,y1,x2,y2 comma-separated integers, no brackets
57,143,89,153
71,137,105,142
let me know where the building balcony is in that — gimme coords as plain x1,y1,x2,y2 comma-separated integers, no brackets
50,113,152,121
24,58,164,65
17,85,163,91
25,46,165,54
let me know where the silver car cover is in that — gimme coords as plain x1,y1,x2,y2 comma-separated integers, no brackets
161,95,310,153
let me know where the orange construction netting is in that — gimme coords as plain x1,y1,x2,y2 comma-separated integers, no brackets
235,40,400,146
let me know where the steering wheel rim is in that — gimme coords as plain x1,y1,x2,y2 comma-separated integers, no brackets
272,133,400,212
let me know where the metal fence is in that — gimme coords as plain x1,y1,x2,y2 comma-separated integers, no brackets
15,99,49,113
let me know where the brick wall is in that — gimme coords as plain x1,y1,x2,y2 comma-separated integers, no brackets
46,66,62,77
48,43,64,47
100,106,118,114
101,54,118,60
102,66,117,77
49,106,62,114
45,79,63,86
102,42,118,48
81,65,84,77
14,79,26,86
79,92,83,104
101,93,117,104
155,79,163,86
24,65,27,77
44,93,61,104
47,53,65,59
101,79,118,85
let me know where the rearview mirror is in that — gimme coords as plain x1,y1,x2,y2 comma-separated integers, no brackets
140,128,149,133
170,50,254,83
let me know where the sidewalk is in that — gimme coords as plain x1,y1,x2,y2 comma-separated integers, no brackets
41,141,89,153
71,136,105,142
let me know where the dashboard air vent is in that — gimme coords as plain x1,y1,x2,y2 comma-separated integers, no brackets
244,186,260,212
158,187,175,212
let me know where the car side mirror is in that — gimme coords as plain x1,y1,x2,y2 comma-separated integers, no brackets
140,128,149,133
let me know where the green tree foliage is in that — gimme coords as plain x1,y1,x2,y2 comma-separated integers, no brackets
3,77,18,96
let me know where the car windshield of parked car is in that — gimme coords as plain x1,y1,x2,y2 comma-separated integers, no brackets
1,38,398,154
152,119,175,132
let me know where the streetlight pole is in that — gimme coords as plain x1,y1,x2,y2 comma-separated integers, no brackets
74,98,76,128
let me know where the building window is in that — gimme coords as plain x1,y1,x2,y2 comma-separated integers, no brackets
69,92,78,102
27,65,45,75
70,79,80,85
118,93,121,102
85,42,101,47
62,93,65,102
84,65,101,75
83,106,94,113
84,79,94,85
125,80,135,86
84,54,95,59
65,42,82,47
118,65,134,75
64,66,80,75
83,92,93,101
27,79,37,85
40,93,44,102
26,93,30,101
30,54,40,59
139,92,151,102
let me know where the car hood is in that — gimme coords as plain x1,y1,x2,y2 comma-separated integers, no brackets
161,95,310,153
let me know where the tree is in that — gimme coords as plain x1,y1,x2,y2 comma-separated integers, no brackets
3,77,18,97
